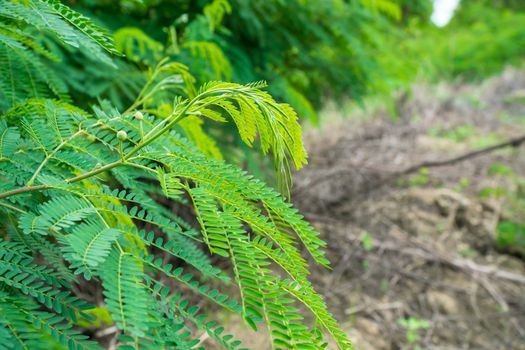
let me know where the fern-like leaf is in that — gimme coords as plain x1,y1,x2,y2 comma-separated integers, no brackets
42,0,121,56
19,195,94,235
60,219,120,279
0,120,19,160
101,248,151,337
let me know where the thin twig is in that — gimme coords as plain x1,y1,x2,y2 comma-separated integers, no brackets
345,301,403,315
195,332,210,347
95,326,118,338
0,201,27,214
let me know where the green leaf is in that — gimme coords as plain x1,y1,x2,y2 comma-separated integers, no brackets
101,248,150,337
60,220,120,279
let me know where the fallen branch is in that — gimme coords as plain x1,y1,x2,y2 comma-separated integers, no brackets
397,133,525,175
345,301,403,315
377,240,525,285
294,133,525,194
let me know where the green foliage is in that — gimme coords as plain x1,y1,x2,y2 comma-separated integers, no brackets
431,125,476,143
496,221,525,255
0,1,351,349
360,232,374,252
482,161,525,257
488,163,514,177
398,317,430,349
440,3,525,79
31,0,437,180
379,2,525,90
44,0,434,123
407,168,430,187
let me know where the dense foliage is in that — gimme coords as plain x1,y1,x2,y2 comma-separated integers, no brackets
440,1,525,79
0,0,353,349
0,0,437,178
380,1,525,93
2,0,432,123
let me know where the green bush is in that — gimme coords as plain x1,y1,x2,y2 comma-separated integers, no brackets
497,221,525,255
380,2,525,90
439,3,525,79
21,0,431,124
0,1,351,348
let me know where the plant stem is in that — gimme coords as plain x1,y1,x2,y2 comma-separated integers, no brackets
0,87,214,200
27,130,84,186
0,160,123,200
0,185,49,200
0,201,27,214
66,160,123,184
123,103,191,159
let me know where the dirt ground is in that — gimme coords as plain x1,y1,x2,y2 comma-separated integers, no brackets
291,67,525,349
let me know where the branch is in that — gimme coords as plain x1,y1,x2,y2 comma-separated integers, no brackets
0,185,49,200
397,134,525,176
0,161,123,200
294,133,525,194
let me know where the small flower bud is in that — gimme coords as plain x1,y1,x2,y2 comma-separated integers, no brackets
134,111,144,120
95,163,102,169
87,134,96,142
117,130,128,141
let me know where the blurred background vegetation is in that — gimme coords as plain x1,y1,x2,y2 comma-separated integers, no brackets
52,0,525,115
14,0,518,182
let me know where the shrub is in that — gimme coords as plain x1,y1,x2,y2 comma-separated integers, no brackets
0,1,351,348
34,0,433,124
